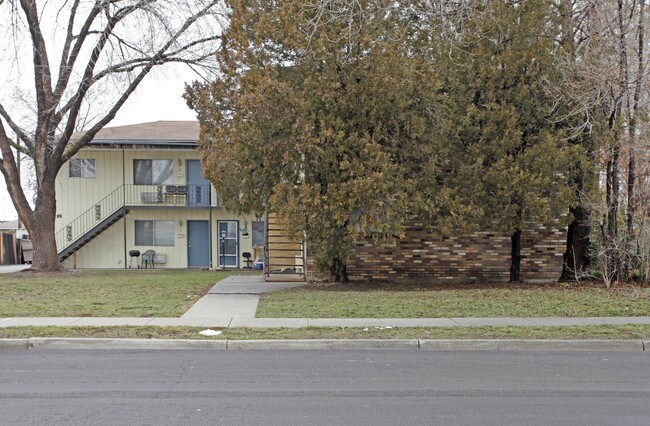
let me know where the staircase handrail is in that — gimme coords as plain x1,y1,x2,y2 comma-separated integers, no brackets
56,185,125,253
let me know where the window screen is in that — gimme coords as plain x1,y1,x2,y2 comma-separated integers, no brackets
135,220,174,246
69,159,96,178
154,221,175,246
135,220,154,245
133,160,173,185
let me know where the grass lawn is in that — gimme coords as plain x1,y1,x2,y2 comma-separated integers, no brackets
1,324,649,340
0,270,260,317
257,281,650,318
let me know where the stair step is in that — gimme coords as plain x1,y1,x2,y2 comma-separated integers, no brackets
58,208,129,259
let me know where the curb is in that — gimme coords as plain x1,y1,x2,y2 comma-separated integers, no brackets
27,338,228,350
1,338,647,351
227,339,419,350
418,339,645,351
0,339,31,349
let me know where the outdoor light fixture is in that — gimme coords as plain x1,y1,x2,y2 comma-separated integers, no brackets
240,219,249,236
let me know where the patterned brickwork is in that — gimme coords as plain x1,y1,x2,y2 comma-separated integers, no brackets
309,223,566,283
519,225,566,282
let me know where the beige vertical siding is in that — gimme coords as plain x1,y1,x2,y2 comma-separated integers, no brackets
62,216,126,269
55,149,124,232
55,148,201,234
124,208,209,268
62,207,260,269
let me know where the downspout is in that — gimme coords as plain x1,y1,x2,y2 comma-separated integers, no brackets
122,147,127,269
209,186,213,269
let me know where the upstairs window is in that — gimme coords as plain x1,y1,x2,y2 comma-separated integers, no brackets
133,159,173,185
69,158,96,178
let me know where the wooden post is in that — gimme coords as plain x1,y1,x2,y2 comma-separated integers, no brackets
12,234,17,265
73,250,77,270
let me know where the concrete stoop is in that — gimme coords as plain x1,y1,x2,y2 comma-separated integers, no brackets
0,338,647,351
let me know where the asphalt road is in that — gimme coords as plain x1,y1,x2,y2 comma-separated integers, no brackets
1,349,648,425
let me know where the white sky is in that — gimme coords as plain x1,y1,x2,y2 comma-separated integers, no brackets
0,69,200,221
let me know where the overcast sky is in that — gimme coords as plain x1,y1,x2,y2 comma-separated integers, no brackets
0,69,199,222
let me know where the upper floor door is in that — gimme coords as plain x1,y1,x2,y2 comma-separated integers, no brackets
186,160,210,207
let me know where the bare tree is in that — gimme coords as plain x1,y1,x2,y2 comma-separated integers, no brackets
0,0,226,271
553,0,650,283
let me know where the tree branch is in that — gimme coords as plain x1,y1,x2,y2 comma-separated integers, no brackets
19,0,55,149
52,0,99,109
61,0,223,160
0,103,36,154
0,121,34,230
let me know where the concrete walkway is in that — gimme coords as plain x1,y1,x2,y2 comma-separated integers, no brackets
0,264,30,274
180,275,306,320
1,274,650,328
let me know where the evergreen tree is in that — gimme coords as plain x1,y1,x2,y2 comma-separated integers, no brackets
187,0,436,281
427,0,580,281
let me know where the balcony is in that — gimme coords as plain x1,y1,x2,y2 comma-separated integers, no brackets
124,184,218,208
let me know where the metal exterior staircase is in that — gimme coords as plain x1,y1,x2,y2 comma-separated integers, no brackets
56,186,126,262
58,207,129,261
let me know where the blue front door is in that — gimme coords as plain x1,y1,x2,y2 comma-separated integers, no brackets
187,220,210,268
186,160,210,206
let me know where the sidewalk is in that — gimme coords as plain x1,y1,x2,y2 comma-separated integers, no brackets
0,264,30,274
1,274,650,328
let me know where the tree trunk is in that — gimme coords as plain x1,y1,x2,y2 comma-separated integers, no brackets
330,258,349,283
560,205,591,281
509,229,522,283
29,181,64,272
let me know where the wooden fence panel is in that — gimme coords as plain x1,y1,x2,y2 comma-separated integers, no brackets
0,233,17,265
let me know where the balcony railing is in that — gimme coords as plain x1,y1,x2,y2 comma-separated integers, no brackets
56,184,220,255
123,184,218,207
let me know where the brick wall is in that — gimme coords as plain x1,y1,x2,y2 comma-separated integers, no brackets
519,225,567,282
322,223,566,283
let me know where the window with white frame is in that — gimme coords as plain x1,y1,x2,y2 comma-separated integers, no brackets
69,158,96,178
133,159,173,185
134,220,175,246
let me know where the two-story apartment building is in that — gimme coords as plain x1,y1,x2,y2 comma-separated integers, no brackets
55,121,266,270
56,120,564,282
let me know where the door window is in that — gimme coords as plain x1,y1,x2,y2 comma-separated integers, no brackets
217,221,238,267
